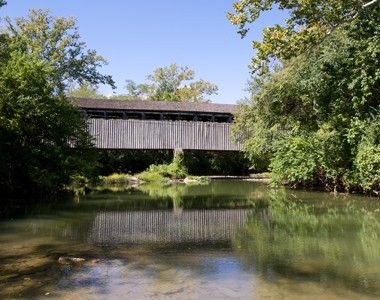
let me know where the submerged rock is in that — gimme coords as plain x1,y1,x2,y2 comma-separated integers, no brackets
129,176,140,184
58,256,85,265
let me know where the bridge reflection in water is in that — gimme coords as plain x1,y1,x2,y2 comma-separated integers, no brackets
89,209,252,244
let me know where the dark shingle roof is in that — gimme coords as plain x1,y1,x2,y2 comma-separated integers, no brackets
72,98,237,114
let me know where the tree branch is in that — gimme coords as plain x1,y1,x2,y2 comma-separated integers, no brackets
363,0,378,8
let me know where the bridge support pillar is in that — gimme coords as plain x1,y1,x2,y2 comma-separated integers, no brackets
173,148,184,165
173,148,184,157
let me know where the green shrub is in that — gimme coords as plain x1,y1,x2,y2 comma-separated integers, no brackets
137,150,188,183
270,135,320,186
137,169,170,183
352,144,380,192
269,127,355,191
138,163,187,182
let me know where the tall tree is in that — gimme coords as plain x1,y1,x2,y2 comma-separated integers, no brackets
125,64,218,102
0,9,114,196
67,82,104,99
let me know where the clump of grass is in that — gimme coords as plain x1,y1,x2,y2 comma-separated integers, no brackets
137,168,170,183
99,173,132,185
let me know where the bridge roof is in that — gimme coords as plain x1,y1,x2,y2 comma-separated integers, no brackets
73,98,238,114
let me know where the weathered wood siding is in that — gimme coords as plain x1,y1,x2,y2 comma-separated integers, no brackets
89,209,251,244
87,119,242,151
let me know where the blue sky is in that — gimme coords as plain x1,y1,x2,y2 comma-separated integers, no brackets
2,1,287,104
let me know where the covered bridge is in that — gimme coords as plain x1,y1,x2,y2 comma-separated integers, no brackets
74,98,242,151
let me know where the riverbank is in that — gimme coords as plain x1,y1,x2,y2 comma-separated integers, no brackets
73,172,272,193
88,171,378,198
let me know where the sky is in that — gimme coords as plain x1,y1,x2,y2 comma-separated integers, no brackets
1,1,287,104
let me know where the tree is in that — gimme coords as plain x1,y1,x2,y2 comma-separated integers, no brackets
124,80,150,98
104,80,151,101
5,9,115,94
125,64,218,102
67,82,104,99
230,1,380,193
0,9,114,196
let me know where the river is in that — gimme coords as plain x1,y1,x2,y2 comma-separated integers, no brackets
0,181,379,299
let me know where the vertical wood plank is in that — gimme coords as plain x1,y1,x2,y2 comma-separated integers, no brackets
87,119,241,151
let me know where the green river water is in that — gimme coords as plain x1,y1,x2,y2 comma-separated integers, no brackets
0,181,379,299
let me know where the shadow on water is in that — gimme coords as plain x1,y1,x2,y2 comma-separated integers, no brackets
0,181,379,298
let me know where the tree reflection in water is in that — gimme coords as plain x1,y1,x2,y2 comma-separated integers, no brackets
233,188,380,295
135,182,267,210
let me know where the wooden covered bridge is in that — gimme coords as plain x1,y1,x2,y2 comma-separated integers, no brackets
74,98,242,151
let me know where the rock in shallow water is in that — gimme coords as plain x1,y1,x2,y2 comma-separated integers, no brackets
58,256,85,265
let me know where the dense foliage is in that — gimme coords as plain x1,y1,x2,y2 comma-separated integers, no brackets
95,149,251,177
0,9,113,196
231,1,380,193
183,151,251,176
96,150,173,175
